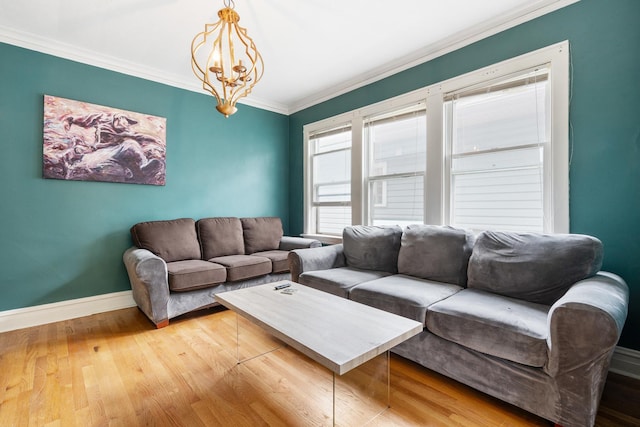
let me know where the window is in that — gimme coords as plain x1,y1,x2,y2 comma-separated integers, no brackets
445,68,550,232
303,42,569,241
364,105,426,227
308,125,352,236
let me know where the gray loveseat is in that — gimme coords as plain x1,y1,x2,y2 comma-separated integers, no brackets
123,216,320,328
288,224,629,427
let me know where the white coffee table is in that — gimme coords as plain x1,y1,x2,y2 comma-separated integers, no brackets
215,281,422,426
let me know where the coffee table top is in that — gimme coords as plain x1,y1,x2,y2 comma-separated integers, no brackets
215,281,423,375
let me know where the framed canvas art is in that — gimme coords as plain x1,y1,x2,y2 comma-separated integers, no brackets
43,95,166,186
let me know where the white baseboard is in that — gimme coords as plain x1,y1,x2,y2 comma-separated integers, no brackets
0,291,136,333
610,346,640,380
1,291,639,381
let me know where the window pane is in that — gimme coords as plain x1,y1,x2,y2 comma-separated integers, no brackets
316,183,350,202
312,127,351,153
452,76,548,154
312,149,350,203
313,149,350,184
367,110,426,176
369,175,424,227
451,148,544,232
452,168,543,232
365,106,426,226
447,69,549,233
310,125,352,235
315,206,351,236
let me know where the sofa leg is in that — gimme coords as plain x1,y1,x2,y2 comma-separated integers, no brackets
155,319,169,329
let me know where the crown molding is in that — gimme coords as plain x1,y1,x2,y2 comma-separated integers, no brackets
288,0,580,114
0,0,578,117
0,25,289,116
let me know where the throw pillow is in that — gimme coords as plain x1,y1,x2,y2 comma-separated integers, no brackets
197,217,245,260
343,225,402,273
240,217,283,254
398,224,475,286
130,218,201,262
467,230,603,305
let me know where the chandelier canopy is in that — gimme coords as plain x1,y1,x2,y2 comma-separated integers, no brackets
191,0,264,117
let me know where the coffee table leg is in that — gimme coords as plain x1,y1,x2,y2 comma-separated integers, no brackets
333,351,390,426
234,313,284,364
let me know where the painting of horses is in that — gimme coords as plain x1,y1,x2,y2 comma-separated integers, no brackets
43,95,166,186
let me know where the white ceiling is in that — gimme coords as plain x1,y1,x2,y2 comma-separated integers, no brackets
0,0,577,114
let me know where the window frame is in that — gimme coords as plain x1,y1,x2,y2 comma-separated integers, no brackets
443,66,552,233
363,104,428,227
303,41,569,242
303,114,355,243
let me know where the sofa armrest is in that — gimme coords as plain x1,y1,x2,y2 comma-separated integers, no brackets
288,244,345,282
545,272,629,377
279,236,322,251
123,247,170,327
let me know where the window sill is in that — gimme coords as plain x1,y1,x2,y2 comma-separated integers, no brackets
301,233,342,245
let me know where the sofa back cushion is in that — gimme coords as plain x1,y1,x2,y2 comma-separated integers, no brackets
398,225,475,286
467,231,603,305
130,218,201,262
343,225,402,273
241,217,283,254
197,217,245,260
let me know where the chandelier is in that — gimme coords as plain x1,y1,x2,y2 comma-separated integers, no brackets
191,0,264,117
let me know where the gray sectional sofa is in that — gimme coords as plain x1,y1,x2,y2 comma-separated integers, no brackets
123,216,320,328
288,224,629,427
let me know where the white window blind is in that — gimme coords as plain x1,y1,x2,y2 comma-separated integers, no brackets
364,105,426,227
310,125,352,235
445,67,550,232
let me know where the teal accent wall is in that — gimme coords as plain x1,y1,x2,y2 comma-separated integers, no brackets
289,0,640,350
0,42,289,310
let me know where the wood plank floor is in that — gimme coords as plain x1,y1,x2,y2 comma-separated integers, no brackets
0,306,638,426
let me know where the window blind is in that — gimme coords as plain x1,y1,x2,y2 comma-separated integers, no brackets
309,125,352,235
446,67,550,232
364,105,426,226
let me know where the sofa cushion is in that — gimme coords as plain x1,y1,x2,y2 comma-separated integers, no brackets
241,217,283,254
426,288,550,368
252,250,290,273
299,267,392,298
343,225,402,273
166,260,227,292
350,274,462,325
398,225,475,287
208,255,272,282
131,218,200,262
468,231,603,305
197,217,245,259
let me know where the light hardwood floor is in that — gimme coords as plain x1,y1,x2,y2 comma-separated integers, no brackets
0,306,637,426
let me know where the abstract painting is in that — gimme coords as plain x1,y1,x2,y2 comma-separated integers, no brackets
43,95,166,185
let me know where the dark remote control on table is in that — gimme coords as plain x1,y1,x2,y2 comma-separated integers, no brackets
274,283,291,290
